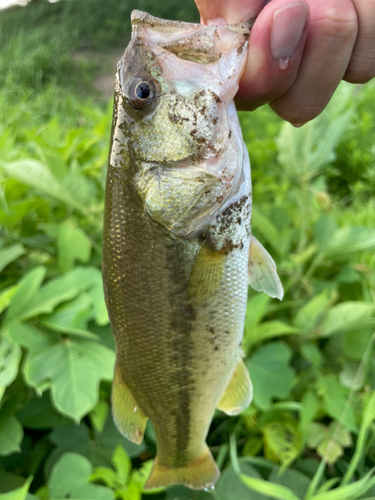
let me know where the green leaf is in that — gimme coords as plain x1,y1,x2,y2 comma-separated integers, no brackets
0,244,25,273
314,217,338,251
324,226,375,261
58,222,91,272
300,344,323,368
250,321,300,344
262,420,303,466
252,208,282,256
307,423,326,448
0,478,32,500
45,415,145,476
48,453,114,500
0,286,19,315
0,336,21,399
310,469,375,500
300,391,320,434
317,438,343,465
0,159,87,213
6,267,46,324
241,474,301,500
25,337,114,420
248,342,295,410
90,467,117,488
10,322,114,419
112,445,132,486
16,391,72,429
294,289,335,332
17,270,85,320
315,375,357,431
268,467,310,500
321,302,374,337
40,294,98,339
216,460,269,500
0,406,23,455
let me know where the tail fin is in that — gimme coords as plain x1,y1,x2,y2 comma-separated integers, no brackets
144,445,220,490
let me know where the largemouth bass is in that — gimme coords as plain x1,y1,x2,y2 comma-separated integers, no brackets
102,10,283,491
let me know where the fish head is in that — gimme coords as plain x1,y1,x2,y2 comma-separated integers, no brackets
110,10,252,236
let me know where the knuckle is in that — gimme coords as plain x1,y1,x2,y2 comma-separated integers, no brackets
345,65,375,84
313,5,358,41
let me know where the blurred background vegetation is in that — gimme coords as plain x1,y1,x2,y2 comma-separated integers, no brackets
0,0,375,499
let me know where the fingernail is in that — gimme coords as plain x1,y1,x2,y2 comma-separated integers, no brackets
270,2,308,65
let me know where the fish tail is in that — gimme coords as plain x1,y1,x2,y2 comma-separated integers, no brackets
144,445,220,490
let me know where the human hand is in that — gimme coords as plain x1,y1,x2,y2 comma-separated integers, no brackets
194,0,375,125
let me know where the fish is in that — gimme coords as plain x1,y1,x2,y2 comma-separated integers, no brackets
102,10,283,491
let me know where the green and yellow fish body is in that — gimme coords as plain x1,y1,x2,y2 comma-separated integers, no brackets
103,10,283,490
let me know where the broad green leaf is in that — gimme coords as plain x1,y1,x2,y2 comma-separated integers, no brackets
248,342,295,410
300,344,323,368
250,321,300,344
0,286,19,315
317,438,343,465
294,289,336,332
252,208,282,256
86,284,109,325
316,375,357,431
216,461,269,500
45,415,145,476
321,302,374,337
112,445,132,486
339,361,365,391
0,478,32,500
90,467,117,488
315,217,338,251
90,400,109,433
300,391,319,434
18,270,85,320
0,408,23,455
307,423,326,448
342,327,374,361
0,159,87,213
0,336,21,399
0,244,25,273
324,226,375,261
58,222,91,272
48,453,114,500
25,337,115,420
16,391,72,429
241,474,301,500
262,420,303,466
268,468,310,500
40,294,98,339
6,267,46,324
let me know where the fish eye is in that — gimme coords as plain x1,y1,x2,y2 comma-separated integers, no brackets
128,77,156,109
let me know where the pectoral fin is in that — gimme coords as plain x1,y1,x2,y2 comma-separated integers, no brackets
217,358,253,415
188,241,226,303
248,236,284,300
112,362,147,444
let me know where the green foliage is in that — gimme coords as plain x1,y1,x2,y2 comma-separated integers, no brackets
0,1,375,499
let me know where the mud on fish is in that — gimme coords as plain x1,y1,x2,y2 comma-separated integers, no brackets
102,9,283,491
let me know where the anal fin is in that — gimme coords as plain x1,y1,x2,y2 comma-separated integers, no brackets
217,358,252,415
112,362,147,444
248,236,284,300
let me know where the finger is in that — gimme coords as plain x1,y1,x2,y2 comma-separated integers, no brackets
270,0,358,125
235,0,310,110
194,0,265,25
345,0,375,83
